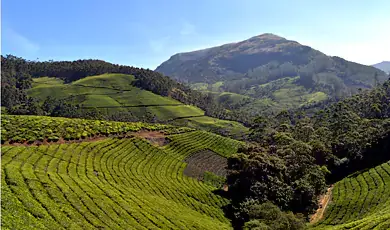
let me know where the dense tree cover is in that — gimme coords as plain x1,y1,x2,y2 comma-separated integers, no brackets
1,55,33,109
241,202,306,230
1,55,252,125
227,79,390,229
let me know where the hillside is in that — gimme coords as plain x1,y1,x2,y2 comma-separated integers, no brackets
1,115,242,229
2,78,390,229
1,55,249,137
373,61,390,73
27,74,248,137
28,74,203,121
156,33,387,115
312,161,390,229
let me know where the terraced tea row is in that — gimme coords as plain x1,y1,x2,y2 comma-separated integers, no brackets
166,130,243,158
27,75,249,134
1,137,232,229
2,115,193,144
28,74,205,121
312,162,390,230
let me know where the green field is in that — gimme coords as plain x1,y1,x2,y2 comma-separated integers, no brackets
29,74,178,106
1,116,242,229
27,74,248,135
312,162,390,230
28,74,204,120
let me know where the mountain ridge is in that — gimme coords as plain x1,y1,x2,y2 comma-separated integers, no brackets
373,61,390,73
155,33,387,116
156,33,385,83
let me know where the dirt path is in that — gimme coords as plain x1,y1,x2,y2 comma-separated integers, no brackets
310,185,333,224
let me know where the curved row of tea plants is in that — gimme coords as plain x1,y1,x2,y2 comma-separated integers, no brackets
166,131,243,158
1,115,193,144
312,161,390,230
1,136,232,229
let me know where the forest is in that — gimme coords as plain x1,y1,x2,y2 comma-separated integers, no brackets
226,79,390,229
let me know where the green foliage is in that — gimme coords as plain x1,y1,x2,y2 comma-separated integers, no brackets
227,80,390,229
29,74,203,120
203,171,226,188
24,73,249,135
167,130,243,158
241,202,306,230
312,162,390,230
1,55,251,132
1,115,172,143
1,131,239,229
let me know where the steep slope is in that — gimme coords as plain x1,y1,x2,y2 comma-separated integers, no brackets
156,33,387,115
373,61,390,73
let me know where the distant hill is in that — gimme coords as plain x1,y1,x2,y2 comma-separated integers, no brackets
373,61,390,73
156,33,387,115
28,74,248,137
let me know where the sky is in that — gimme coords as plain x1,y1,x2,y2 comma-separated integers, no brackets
2,0,390,69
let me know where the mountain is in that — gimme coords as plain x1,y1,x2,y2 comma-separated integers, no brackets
373,61,390,73
156,33,387,115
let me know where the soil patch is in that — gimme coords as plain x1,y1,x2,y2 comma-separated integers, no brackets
133,131,169,146
183,150,228,180
310,185,333,224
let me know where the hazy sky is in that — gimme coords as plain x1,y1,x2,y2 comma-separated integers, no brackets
2,0,390,69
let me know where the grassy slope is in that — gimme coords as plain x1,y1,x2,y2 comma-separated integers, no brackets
28,74,248,134
1,116,241,229
311,162,390,230
190,76,329,116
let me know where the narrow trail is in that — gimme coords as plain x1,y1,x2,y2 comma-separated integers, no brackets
310,185,333,224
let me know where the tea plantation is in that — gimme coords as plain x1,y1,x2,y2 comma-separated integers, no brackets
311,162,390,230
1,115,242,229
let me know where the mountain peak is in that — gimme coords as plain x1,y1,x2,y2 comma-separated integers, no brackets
251,33,286,40
373,61,390,73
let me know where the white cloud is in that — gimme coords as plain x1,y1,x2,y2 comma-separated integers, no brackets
180,21,196,36
3,27,40,54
